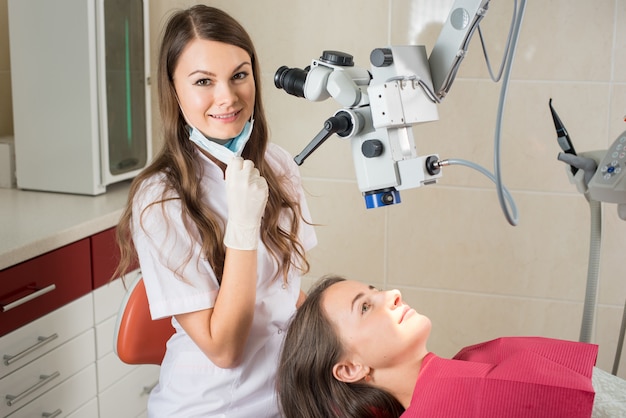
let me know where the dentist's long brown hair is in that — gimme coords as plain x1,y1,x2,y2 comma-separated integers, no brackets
114,5,309,283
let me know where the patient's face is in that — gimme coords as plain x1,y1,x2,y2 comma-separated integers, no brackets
322,280,431,370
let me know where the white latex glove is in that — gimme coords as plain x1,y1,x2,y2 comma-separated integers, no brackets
223,157,269,250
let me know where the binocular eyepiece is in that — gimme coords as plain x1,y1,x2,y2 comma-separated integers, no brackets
274,65,309,98
275,51,356,99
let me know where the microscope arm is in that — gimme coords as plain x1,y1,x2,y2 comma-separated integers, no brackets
429,0,491,99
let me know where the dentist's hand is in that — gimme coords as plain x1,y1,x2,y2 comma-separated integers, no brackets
223,157,269,250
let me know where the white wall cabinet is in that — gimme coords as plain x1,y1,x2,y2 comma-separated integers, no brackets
8,0,152,195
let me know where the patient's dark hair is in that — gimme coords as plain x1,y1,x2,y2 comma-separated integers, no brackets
277,275,405,418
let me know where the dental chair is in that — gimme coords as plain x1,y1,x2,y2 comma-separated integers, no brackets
113,275,174,365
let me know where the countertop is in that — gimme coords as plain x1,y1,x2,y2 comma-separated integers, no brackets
0,181,131,270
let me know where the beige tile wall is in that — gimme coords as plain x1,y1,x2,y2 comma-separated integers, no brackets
1,0,625,377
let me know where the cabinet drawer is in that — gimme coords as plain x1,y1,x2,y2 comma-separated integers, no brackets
67,397,99,418
0,329,95,416
5,364,97,418
0,239,92,337
93,271,140,326
95,314,117,360
98,364,159,418
96,350,138,392
91,227,139,289
0,294,93,379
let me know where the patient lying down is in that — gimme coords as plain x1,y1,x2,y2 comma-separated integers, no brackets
278,275,597,418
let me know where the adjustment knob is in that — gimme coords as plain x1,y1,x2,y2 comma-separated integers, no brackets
362,140,384,158
370,48,393,67
320,50,354,67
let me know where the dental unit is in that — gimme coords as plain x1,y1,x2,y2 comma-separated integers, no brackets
550,100,626,375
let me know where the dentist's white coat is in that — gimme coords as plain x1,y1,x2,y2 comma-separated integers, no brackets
132,144,317,417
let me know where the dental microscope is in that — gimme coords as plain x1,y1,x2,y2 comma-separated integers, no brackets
274,0,523,212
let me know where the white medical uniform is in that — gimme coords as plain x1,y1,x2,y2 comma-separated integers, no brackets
132,143,317,417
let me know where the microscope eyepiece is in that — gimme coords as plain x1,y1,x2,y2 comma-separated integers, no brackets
274,65,309,98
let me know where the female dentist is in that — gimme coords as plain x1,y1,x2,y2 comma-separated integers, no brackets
114,5,316,417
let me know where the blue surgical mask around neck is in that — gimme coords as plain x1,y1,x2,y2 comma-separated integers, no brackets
188,118,255,164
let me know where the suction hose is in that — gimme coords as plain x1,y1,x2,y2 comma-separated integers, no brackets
580,199,601,344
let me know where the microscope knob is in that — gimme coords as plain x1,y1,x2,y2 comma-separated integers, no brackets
370,48,394,67
362,140,384,158
320,50,354,67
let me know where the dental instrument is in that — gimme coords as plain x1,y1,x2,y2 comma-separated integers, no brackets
549,98,578,175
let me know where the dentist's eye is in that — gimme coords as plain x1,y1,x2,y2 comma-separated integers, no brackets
233,71,250,81
194,78,212,86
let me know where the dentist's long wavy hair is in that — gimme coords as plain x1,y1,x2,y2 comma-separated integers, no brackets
278,276,405,418
114,5,309,283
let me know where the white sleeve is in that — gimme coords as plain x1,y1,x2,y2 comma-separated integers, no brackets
132,177,220,319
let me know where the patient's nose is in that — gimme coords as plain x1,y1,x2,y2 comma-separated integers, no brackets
387,289,402,308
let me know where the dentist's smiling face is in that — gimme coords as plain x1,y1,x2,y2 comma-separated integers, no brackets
173,38,255,143
322,280,432,371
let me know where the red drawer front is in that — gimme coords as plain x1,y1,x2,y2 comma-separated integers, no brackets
0,239,92,337
91,227,138,289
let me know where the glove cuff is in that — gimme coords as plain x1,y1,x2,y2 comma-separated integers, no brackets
224,222,261,250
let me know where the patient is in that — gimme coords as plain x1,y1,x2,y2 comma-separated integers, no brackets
277,275,598,418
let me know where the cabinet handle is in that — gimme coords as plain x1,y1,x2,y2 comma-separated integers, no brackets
42,409,62,418
5,371,60,406
1,284,56,312
3,333,59,366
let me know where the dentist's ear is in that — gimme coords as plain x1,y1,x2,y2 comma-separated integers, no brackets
332,360,370,383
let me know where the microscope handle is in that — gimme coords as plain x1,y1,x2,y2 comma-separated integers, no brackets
294,114,352,165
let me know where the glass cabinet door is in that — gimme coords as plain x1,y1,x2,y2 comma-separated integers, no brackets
103,0,147,176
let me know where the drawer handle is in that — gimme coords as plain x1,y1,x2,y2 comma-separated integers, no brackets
5,371,60,406
3,333,59,366
42,409,62,418
1,284,57,312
